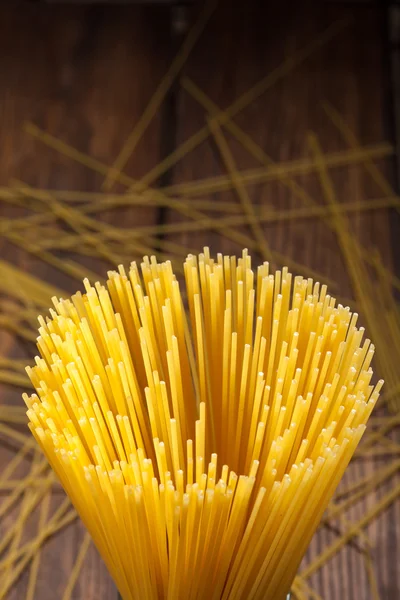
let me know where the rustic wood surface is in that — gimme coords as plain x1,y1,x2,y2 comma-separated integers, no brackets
0,1,399,599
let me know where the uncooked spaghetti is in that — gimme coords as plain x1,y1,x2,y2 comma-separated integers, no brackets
24,249,380,600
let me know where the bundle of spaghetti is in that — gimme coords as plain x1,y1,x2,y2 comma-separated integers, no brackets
24,249,380,600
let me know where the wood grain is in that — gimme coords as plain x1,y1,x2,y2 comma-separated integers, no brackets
165,2,399,599
0,4,170,599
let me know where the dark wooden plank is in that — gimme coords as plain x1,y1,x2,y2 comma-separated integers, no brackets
163,2,399,599
0,4,171,599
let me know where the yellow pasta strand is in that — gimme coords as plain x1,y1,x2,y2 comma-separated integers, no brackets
62,531,92,600
25,489,52,600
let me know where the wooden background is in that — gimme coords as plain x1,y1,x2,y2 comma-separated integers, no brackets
0,1,399,598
